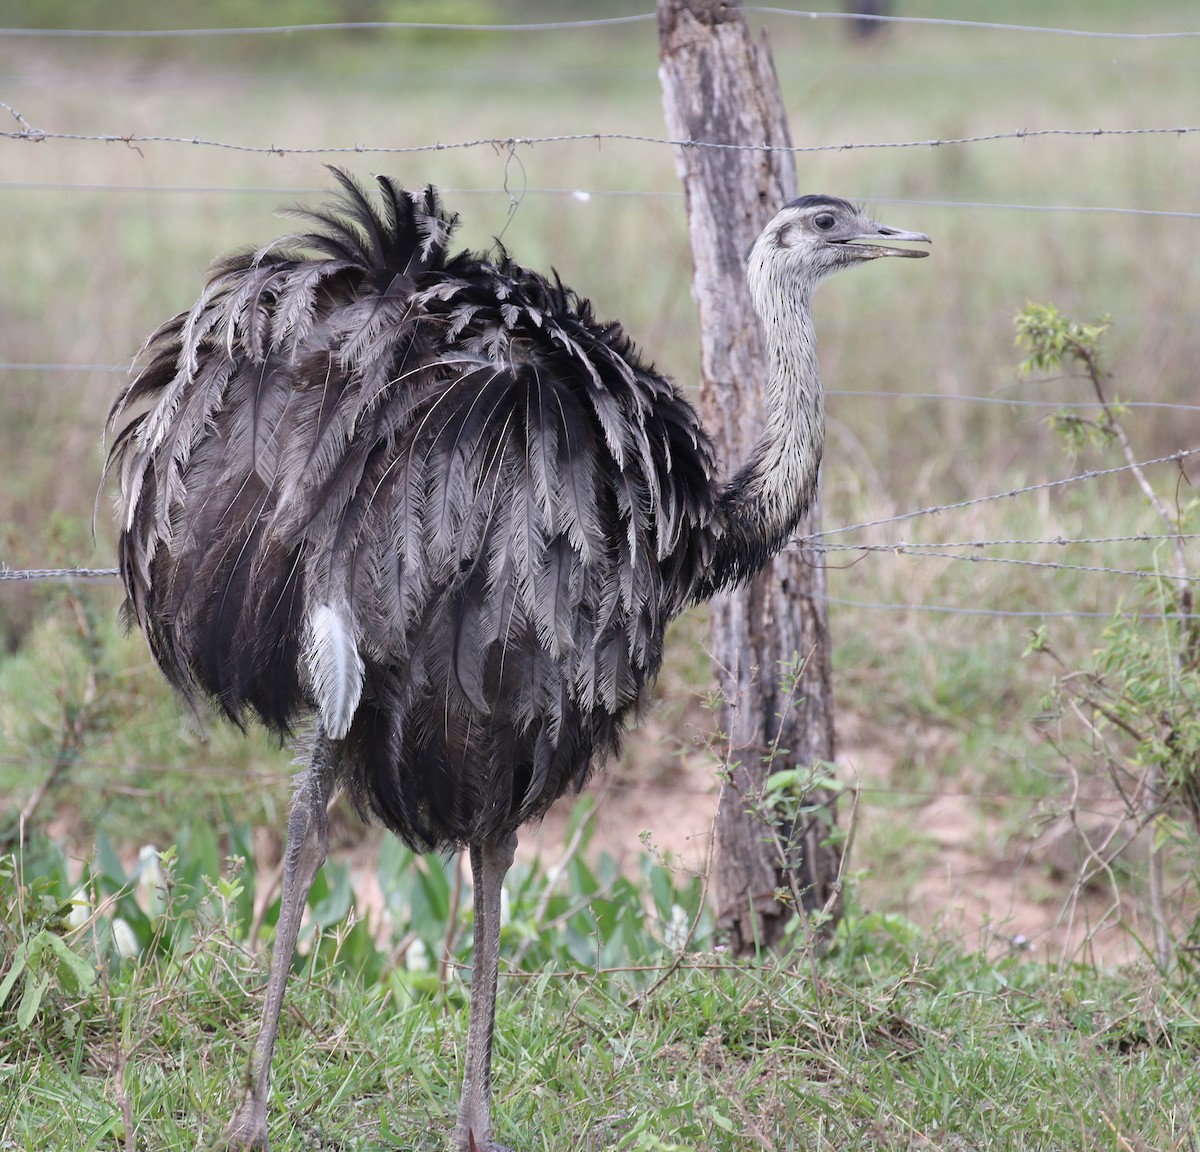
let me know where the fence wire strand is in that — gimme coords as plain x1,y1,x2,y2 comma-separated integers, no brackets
6,119,1200,158
801,449,1199,542
823,533,1200,550
825,548,1199,584
2,10,1199,41
825,596,1200,621
7,451,1196,608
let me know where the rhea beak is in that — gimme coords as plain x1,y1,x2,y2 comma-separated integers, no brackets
837,222,932,260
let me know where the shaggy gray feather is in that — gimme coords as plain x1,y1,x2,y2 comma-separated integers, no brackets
105,169,721,850
104,176,923,854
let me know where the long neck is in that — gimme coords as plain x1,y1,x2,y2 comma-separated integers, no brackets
699,263,824,597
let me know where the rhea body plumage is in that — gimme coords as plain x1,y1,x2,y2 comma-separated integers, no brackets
105,170,929,1150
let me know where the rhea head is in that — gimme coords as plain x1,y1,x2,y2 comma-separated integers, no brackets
749,194,931,300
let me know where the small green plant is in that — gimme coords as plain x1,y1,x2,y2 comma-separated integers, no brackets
0,588,114,858
1,797,724,1145
0,849,94,1034
1015,302,1109,374
760,760,848,922
1017,301,1200,971
2,796,717,1022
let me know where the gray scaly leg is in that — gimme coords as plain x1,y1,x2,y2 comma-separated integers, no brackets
454,832,518,1152
224,735,336,1150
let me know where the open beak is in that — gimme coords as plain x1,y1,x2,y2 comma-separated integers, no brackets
838,222,932,259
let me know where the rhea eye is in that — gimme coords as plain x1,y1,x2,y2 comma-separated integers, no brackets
814,212,836,230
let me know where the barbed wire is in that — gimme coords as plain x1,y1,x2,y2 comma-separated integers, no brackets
800,448,1199,542
8,551,1192,589
7,547,1195,589
825,596,1199,621
823,548,1199,583
2,10,1198,41
0,180,680,201
817,535,1200,584
0,566,120,583
5,118,1200,158
823,533,1200,551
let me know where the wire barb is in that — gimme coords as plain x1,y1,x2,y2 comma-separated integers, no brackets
0,100,44,141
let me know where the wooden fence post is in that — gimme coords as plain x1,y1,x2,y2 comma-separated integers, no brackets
657,0,842,952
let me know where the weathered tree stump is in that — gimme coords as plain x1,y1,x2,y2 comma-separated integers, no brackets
658,0,842,952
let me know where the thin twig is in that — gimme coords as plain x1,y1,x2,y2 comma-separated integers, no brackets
1076,345,1184,971
628,810,718,1008
1084,347,1191,602
1143,763,1170,971
17,593,98,832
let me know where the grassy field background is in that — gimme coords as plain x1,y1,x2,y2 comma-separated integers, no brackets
2,2,1200,1148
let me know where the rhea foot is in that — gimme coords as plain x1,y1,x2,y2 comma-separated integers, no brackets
223,1094,268,1150
467,1132,516,1152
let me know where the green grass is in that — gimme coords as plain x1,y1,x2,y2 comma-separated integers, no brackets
4,830,1199,1151
0,589,294,845
3,0,1197,946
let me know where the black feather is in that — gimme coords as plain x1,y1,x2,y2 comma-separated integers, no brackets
105,167,719,851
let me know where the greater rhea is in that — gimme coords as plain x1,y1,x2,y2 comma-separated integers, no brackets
105,170,929,1150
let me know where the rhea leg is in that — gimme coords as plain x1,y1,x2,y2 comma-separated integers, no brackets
454,832,518,1152
225,736,336,1150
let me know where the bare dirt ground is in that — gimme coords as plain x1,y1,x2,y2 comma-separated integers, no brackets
512,706,1144,967
82,704,1144,969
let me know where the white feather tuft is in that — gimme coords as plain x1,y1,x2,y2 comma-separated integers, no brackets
304,604,365,740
